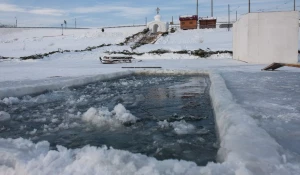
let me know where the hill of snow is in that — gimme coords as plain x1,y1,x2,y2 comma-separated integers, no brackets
0,27,145,57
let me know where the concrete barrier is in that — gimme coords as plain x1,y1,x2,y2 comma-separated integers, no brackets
233,11,299,64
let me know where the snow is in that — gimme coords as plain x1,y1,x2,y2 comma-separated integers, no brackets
0,26,300,174
0,27,145,57
137,29,233,52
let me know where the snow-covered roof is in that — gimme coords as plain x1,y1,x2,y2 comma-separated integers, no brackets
179,15,196,18
199,17,217,20
179,15,198,21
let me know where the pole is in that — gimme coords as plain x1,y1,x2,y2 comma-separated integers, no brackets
146,17,147,25
294,0,296,11
211,0,213,17
197,0,199,29
236,11,237,21
196,0,198,18
15,17,17,28
61,24,63,35
249,0,250,13
75,18,77,28
228,4,230,31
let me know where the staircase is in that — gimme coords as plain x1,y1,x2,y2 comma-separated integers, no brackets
131,32,162,50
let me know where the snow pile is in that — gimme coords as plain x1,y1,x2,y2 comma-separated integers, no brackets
0,138,205,175
82,104,137,128
0,111,10,121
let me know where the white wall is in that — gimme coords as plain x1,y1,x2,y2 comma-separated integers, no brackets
233,11,299,64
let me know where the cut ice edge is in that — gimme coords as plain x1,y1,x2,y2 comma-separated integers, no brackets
0,71,134,99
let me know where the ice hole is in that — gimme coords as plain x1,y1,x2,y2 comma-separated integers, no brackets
0,74,218,166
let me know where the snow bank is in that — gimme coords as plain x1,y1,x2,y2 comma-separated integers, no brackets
0,138,205,175
82,104,137,128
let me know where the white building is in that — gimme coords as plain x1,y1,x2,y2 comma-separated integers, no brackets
147,14,169,33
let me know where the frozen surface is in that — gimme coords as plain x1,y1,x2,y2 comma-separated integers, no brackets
222,71,300,156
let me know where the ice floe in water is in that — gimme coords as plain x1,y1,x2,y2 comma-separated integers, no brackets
0,111,10,121
157,120,196,135
82,104,137,128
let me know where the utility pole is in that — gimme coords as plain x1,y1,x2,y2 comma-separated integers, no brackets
196,0,198,17
61,24,63,35
211,0,213,17
145,17,147,25
228,4,230,31
294,0,296,11
75,18,77,28
249,0,251,13
15,17,17,28
196,0,199,29
236,11,237,21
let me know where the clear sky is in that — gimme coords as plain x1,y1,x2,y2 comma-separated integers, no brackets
0,0,298,27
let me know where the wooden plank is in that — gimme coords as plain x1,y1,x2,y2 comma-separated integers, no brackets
262,63,284,71
262,62,300,71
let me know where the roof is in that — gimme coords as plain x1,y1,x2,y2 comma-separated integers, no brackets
199,17,217,20
179,15,198,21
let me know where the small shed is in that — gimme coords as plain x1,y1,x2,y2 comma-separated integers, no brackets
179,15,198,30
199,17,217,29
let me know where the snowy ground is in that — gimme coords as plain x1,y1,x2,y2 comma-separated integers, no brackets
0,27,300,175
0,27,144,57
137,29,233,52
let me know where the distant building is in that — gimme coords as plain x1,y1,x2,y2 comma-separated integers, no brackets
147,14,168,33
179,15,198,30
199,17,217,29
147,7,169,33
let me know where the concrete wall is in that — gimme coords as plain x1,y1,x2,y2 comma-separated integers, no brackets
233,11,299,64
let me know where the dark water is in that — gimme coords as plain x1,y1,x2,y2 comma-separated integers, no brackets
0,75,217,166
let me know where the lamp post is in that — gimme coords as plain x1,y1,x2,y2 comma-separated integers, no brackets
61,24,63,35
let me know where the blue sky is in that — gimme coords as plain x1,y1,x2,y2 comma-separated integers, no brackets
0,0,298,27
